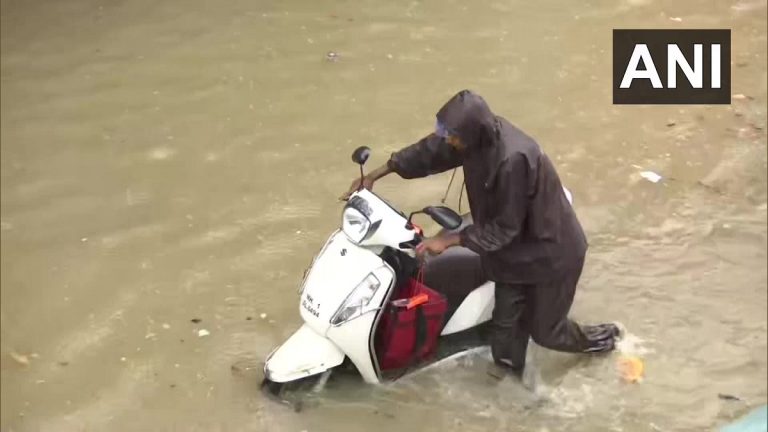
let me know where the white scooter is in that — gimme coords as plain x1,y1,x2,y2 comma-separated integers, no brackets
262,146,573,405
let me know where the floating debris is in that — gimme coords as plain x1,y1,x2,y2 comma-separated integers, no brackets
617,355,644,383
260,313,268,319
719,393,743,402
191,318,202,324
325,51,340,62
162,323,171,330
669,16,683,22
147,147,176,161
640,171,663,183
198,329,210,337
10,352,30,366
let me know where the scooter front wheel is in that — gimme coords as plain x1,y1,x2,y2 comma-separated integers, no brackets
261,369,334,411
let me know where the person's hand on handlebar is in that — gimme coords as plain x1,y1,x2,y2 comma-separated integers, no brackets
340,176,375,201
339,162,395,201
415,233,461,258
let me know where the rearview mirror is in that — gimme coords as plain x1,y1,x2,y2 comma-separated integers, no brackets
351,146,371,166
423,206,462,230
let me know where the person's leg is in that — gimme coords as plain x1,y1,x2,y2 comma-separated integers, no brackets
490,283,531,375
527,259,616,353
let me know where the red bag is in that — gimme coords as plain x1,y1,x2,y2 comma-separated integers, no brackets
375,269,448,371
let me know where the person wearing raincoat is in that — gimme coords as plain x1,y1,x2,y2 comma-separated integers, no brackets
342,90,618,376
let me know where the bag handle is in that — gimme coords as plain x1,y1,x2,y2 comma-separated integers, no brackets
410,264,429,363
412,307,428,359
416,263,425,284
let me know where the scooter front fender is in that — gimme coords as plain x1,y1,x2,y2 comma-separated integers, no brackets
264,324,345,383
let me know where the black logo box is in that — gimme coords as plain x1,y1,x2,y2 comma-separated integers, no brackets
613,29,731,105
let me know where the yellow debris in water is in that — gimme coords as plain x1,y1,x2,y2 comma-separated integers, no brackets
10,351,30,366
617,355,644,383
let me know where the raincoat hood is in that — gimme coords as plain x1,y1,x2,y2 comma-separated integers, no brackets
436,90,497,151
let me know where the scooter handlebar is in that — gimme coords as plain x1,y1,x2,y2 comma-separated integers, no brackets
398,232,423,250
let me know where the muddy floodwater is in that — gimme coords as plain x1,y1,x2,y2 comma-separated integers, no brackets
1,0,766,431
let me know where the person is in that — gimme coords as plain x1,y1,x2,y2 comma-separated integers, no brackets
341,89,618,377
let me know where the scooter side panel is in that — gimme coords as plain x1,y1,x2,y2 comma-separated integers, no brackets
441,281,495,335
325,264,394,384
326,313,380,384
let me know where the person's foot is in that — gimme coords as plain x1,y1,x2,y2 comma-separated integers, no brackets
487,359,524,380
583,337,616,353
583,323,621,341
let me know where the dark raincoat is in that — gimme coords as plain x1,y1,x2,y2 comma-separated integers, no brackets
387,90,588,284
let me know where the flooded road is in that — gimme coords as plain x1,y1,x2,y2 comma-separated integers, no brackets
1,0,766,430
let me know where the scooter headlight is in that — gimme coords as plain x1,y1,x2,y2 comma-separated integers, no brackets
341,207,371,243
330,273,381,326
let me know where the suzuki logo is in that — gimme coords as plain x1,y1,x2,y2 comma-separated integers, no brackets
340,248,347,256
